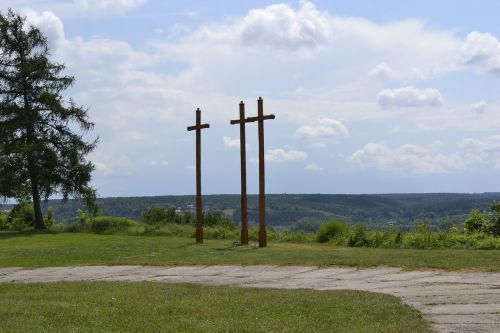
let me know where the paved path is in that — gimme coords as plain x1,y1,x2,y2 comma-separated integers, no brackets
1,265,499,333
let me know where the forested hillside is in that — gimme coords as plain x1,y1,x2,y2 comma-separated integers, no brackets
3,193,497,231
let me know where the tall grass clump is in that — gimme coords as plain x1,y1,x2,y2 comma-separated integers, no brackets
90,216,137,234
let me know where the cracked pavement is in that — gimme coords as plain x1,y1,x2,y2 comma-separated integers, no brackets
1,265,499,333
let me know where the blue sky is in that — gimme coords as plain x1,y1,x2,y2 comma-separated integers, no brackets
4,1,500,196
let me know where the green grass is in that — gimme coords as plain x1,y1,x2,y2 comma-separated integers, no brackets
0,281,431,333
1,231,499,271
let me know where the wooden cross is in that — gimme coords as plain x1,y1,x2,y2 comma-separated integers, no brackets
187,108,210,244
230,102,251,245
247,97,275,247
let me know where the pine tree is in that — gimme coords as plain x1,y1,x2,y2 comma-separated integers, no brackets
0,10,97,229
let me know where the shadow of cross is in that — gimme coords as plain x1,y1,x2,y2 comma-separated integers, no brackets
187,108,210,244
246,97,275,248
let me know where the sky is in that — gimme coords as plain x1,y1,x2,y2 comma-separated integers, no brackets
2,0,500,197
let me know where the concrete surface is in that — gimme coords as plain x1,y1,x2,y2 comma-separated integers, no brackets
1,265,499,332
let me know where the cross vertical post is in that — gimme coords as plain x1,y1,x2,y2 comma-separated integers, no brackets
247,97,275,248
187,108,210,244
230,102,250,245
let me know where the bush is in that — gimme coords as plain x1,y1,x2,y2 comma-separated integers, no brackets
8,201,35,231
45,207,55,227
316,219,349,243
76,209,90,225
0,211,7,230
203,211,235,229
464,209,491,234
90,216,137,234
141,206,175,225
175,211,194,225
489,201,500,236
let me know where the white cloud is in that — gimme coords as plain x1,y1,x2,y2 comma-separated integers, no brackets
75,0,148,15
347,142,464,174
460,135,500,153
461,31,500,75
24,9,65,50
471,100,487,113
223,136,241,149
195,1,331,50
368,62,395,80
304,162,323,171
377,86,444,109
295,118,349,146
14,4,500,194
265,148,308,163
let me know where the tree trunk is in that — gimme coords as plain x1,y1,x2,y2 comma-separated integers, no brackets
28,158,45,229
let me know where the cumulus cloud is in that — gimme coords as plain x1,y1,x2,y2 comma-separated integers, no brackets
195,1,331,50
347,142,464,174
295,118,349,146
377,86,444,109
304,162,323,171
223,136,242,149
368,62,395,80
461,31,500,75
460,135,500,153
458,135,500,167
24,9,66,51
265,148,308,163
13,3,500,194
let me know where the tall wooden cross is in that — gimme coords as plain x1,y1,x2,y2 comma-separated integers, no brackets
230,102,251,245
247,97,275,247
187,108,210,244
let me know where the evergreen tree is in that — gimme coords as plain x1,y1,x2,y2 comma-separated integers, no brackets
0,10,97,229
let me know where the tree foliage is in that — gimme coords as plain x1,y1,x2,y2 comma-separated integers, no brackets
464,209,490,234
0,10,97,229
489,201,500,236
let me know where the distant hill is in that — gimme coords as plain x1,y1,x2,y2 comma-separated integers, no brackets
3,192,498,232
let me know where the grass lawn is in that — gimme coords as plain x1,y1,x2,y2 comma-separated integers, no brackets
0,281,431,333
0,231,499,271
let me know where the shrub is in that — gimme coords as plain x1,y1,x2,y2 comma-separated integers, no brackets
203,211,235,229
76,209,90,225
175,211,194,225
90,216,137,234
8,201,35,230
141,206,175,224
0,211,7,230
489,201,500,236
45,207,55,227
464,209,491,234
316,219,349,243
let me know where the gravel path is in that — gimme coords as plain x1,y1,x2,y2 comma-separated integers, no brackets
1,265,499,333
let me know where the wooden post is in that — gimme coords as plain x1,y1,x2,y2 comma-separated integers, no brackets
247,97,275,248
230,102,250,245
187,108,209,244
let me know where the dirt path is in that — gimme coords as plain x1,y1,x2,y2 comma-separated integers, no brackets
1,265,499,332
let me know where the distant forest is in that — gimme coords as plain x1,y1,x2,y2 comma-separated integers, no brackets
3,193,500,232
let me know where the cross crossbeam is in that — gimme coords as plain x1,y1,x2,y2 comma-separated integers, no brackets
187,108,210,244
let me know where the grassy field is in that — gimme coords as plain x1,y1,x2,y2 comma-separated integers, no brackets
0,281,431,333
1,231,499,271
